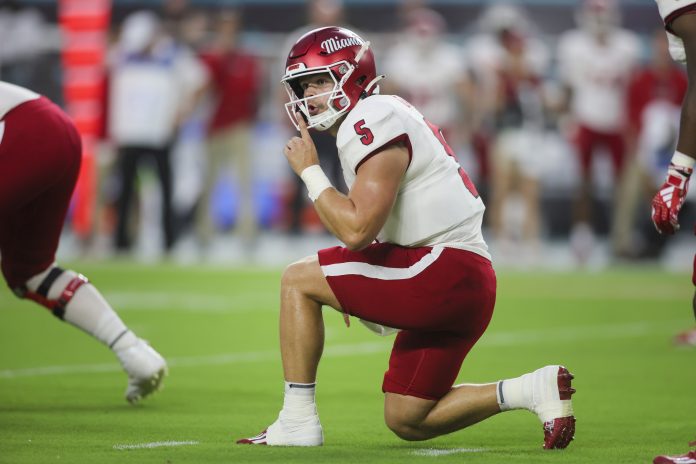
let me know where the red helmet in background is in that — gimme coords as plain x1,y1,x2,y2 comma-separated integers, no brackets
281,26,383,131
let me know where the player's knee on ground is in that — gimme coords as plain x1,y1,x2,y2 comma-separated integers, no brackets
11,264,88,319
384,403,431,441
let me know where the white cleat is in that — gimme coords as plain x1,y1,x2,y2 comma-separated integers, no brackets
116,338,167,404
530,365,576,449
237,414,323,446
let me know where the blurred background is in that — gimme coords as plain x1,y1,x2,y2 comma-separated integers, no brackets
3,0,693,270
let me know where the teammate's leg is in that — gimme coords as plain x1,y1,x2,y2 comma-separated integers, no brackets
0,100,166,403
8,262,167,403
1,179,167,403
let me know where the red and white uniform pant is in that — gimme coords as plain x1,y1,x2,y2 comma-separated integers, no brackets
0,97,82,289
319,243,496,400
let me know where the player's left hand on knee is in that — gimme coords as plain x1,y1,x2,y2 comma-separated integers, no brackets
651,162,692,235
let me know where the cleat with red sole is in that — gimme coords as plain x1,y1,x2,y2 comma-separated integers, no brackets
236,430,268,445
533,365,576,450
543,416,576,449
653,450,696,464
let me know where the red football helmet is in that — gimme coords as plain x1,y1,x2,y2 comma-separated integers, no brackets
281,26,383,131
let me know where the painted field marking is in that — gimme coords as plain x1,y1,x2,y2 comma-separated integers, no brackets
113,440,199,450
0,319,684,379
410,447,487,456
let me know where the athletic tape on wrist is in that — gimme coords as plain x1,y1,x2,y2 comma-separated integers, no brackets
300,165,333,202
672,151,695,170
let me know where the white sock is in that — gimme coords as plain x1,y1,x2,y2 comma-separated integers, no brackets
281,381,317,421
496,372,534,411
26,267,137,351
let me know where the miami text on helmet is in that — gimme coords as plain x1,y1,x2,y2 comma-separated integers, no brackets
320,36,363,54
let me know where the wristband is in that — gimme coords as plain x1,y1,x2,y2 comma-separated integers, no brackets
300,165,333,202
671,151,695,170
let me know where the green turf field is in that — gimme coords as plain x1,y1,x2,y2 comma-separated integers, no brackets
0,262,693,463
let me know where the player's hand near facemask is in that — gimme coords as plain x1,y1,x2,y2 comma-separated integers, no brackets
283,112,320,176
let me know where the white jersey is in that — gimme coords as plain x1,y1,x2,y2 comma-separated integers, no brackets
109,40,208,147
336,95,490,260
655,0,696,62
0,81,40,120
557,28,641,132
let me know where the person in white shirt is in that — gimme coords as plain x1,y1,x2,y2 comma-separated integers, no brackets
557,0,641,262
236,26,576,449
466,3,550,264
382,8,467,133
108,10,208,253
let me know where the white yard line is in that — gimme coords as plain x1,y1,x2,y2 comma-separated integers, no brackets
113,440,199,450
0,319,683,379
410,448,487,456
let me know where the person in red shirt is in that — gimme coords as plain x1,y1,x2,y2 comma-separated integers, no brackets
195,9,262,248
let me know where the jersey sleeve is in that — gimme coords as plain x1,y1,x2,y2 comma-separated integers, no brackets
337,98,408,175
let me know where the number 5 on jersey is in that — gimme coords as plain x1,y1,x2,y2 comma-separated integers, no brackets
353,119,374,146
353,116,479,199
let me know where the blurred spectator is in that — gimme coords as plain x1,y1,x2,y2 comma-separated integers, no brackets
179,7,209,50
282,0,350,234
465,4,535,205
195,9,262,247
383,8,469,133
466,4,550,263
466,3,549,225
612,30,687,259
161,0,190,43
0,0,56,93
108,11,208,254
557,0,641,263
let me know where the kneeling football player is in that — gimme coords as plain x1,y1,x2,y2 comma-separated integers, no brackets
237,27,576,449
